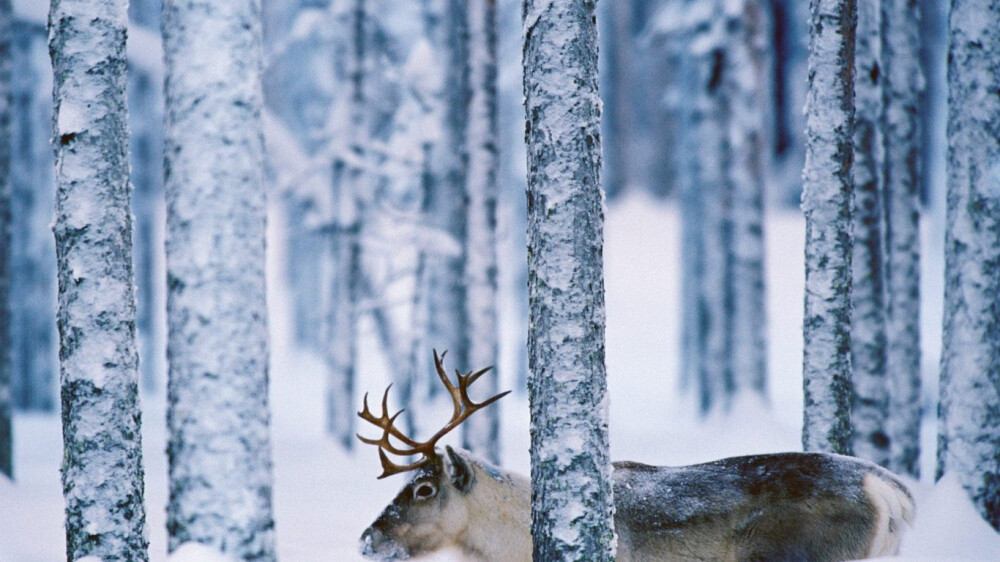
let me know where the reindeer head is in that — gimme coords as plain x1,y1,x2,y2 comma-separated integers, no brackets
357,351,511,560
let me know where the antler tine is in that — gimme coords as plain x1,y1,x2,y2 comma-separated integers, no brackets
375,448,430,479
359,350,510,479
357,385,422,449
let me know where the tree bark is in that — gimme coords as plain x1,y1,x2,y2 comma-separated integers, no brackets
801,0,856,455
881,0,922,479
0,0,12,479
425,0,470,398
162,0,277,557
938,0,1000,532
850,0,889,466
726,0,771,401
49,0,149,557
461,0,501,463
524,0,615,558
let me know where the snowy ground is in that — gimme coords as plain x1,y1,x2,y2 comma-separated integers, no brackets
2,193,998,560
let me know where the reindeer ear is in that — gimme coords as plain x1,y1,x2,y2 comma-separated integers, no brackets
445,446,474,494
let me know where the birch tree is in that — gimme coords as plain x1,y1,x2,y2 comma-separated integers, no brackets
801,0,856,455
325,0,366,449
938,0,1000,531
882,0,922,479
725,0,770,401
524,0,615,558
10,16,56,413
49,0,149,557
0,0,11,480
425,0,470,396
162,0,277,556
850,0,889,466
461,0,501,463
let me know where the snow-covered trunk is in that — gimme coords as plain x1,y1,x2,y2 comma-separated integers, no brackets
128,61,164,393
881,0,922,479
801,0,855,456
693,4,733,414
600,0,633,199
0,0,10,480
326,162,360,448
161,0,277,557
523,0,616,559
497,0,529,396
324,0,367,449
461,0,501,463
425,0,469,396
672,1,701,395
849,0,888,466
10,21,56,413
726,0,770,401
937,0,1000,532
771,0,809,203
49,0,149,558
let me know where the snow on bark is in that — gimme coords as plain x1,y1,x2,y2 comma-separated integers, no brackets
324,0,366,450
849,0,889,467
0,0,11,480
425,0,470,398
801,0,856,455
523,0,616,559
10,20,56,413
725,0,770,401
161,0,277,557
695,3,733,415
938,0,1000,532
461,0,501,464
49,0,149,558
881,0,922,479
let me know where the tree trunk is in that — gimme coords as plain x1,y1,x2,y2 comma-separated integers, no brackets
523,0,616,559
801,0,856,456
425,0,469,397
324,0,368,449
461,0,501,463
0,0,11,480
49,0,149,557
690,3,733,414
726,0,770,401
849,0,889,466
881,0,922,479
938,0,1000,532
10,20,56,413
162,0,277,556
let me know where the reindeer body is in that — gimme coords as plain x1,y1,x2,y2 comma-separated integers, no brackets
361,448,914,562
357,355,914,561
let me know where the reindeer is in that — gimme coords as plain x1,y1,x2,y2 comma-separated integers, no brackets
358,352,915,562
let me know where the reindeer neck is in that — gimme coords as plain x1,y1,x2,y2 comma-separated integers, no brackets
460,462,532,562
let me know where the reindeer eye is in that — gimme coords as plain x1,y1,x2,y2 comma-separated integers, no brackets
413,482,437,500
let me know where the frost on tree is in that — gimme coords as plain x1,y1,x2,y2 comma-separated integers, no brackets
325,0,367,450
881,0,922,479
849,0,889,467
523,0,615,559
668,0,770,413
0,0,11,480
724,0,770,403
162,0,277,558
49,0,149,558
801,0,855,456
938,0,1000,532
10,16,56,413
461,0,501,464
424,0,470,397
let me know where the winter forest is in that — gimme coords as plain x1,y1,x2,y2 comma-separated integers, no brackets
1,0,1000,560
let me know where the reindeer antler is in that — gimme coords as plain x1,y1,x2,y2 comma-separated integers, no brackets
357,350,511,478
